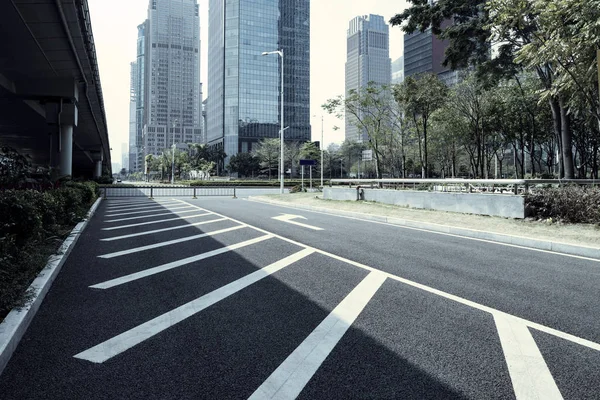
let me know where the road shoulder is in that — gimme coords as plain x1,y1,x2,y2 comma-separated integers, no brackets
248,195,600,260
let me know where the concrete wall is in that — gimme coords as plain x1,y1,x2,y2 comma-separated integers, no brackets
323,188,525,219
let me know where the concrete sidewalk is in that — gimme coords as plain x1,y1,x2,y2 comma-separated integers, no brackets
249,194,600,260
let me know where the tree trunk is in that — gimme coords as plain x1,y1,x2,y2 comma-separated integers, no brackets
558,96,575,179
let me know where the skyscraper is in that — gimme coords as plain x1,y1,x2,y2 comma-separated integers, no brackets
136,0,203,164
392,56,404,84
206,0,311,166
128,61,138,172
403,20,460,86
345,14,391,142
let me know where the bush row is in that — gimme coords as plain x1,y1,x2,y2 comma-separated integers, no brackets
0,181,99,318
187,180,329,187
525,186,600,224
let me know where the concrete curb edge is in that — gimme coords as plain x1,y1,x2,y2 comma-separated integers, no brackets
248,197,600,260
0,197,102,376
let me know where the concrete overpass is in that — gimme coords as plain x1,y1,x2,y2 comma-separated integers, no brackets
0,0,111,178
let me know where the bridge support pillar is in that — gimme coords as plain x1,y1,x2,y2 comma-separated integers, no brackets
91,151,103,178
60,124,73,176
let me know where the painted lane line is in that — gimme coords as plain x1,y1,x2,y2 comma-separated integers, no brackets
106,200,179,208
77,247,311,363
90,235,274,289
105,209,200,223
101,218,228,241
495,314,563,400
98,225,246,259
249,271,387,400
105,205,193,217
105,201,161,207
105,203,177,212
101,213,213,231
172,199,600,353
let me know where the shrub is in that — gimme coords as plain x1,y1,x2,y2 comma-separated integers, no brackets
525,186,600,224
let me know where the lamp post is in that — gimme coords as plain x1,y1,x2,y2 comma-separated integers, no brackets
312,114,324,187
171,118,178,184
262,49,284,194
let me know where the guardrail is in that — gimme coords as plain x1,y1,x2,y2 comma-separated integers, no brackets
329,178,599,195
101,186,236,198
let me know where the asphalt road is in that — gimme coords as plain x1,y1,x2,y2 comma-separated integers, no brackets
0,195,598,399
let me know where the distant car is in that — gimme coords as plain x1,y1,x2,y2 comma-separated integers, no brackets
116,178,122,183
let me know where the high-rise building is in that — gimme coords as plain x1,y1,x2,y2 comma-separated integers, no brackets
136,0,203,164
206,0,311,166
392,56,404,84
345,14,391,142
128,61,138,172
403,19,460,86
121,143,129,173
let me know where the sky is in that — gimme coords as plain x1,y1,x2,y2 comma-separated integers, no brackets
87,0,409,165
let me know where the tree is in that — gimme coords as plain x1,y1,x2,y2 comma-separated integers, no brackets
119,168,127,176
323,83,397,179
394,74,448,178
228,153,260,177
253,138,280,179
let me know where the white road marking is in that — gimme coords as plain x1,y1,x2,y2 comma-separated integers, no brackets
105,204,168,212
172,199,600,353
100,218,228,241
249,271,386,400
272,214,324,231
495,314,563,400
101,213,212,231
105,209,200,223
106,200,159,206
106,201,179,210
76,247,312,363
248,199,600,263
105,205,193,217
90,235,274,289
98,225,246,259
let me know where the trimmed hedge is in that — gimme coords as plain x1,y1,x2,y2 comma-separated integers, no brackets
525,186,600,224
0,181,99,319
187,180,328,187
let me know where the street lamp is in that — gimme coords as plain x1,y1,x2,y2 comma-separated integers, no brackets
262,49,285,194
171,118,178,184
312,114,324,187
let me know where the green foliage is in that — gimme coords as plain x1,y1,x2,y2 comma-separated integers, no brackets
0,183,99,318
0,146,32,187
526,186,600,224
228,153,260,177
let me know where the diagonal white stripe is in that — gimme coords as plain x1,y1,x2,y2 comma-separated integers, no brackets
76,247,311,363
98,225,246,259
101,213,212,231
249,271,386,400
101,218,228,241
105,205,193,217
105,209,200,223
91,235,274,289
495,314,563,400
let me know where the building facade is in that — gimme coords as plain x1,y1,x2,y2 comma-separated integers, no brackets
128,61,138,172
344,14,391,142
391,56,404,84
403,18,460,86
206,0,311,165
136,0,203,166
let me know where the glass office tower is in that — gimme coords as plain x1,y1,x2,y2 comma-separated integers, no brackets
207,0,310,163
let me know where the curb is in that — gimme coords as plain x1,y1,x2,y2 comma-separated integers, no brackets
0,197,102,376
248,197,600,260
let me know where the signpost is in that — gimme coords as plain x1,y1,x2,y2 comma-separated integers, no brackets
300,159,316,191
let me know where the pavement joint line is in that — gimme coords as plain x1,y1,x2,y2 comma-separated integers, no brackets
90,234,274,289
101,213,213,231
0,197,102,376
494,314,564,400
104,209,201,223
173,199,600,353
247,197,600,263
248,271,387,400
100,218,229,241
78,248,312,363
105,205,193,217
97,225,247,259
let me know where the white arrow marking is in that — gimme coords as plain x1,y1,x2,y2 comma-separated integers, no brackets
272,214,324,231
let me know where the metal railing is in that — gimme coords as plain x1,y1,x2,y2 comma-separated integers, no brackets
101,186,236,198
329,178,599,195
